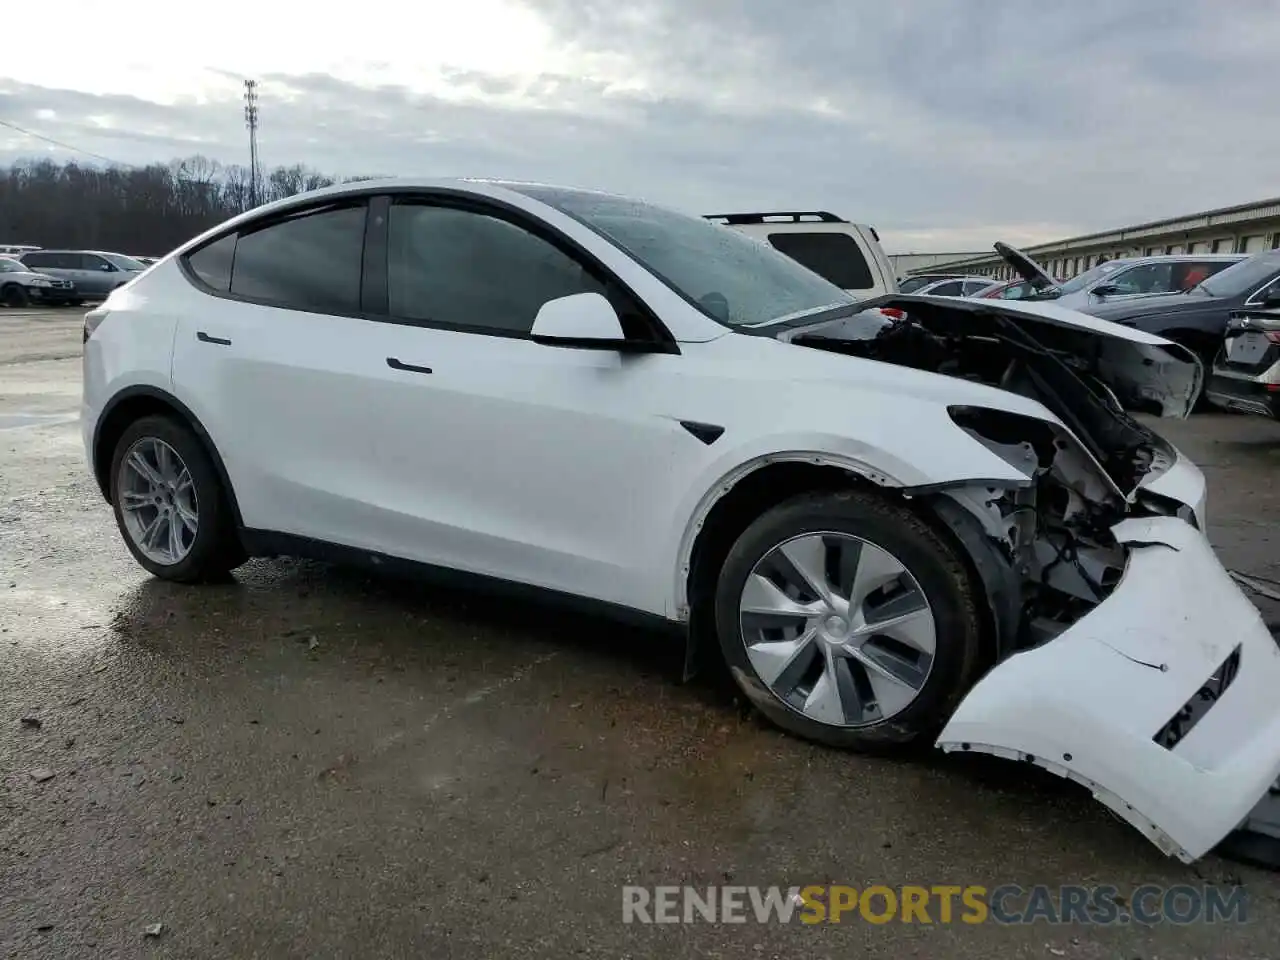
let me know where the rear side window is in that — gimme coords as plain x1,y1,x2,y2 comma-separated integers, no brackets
227,204,366,314
187,234,236,292
22,252,52,268
766,232,875,290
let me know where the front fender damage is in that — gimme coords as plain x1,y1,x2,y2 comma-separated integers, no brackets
936,515,1280,865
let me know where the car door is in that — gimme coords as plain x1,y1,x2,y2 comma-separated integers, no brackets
351,195,694,612
76,253,117,295
171,199,392,547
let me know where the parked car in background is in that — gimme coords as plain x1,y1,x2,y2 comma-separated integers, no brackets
132,256,160,266
1084,249,1280,375
979,277,1065,301
705,211,898,301
0,256,80,307
910,275,997,297
18,250,147,299
897,272,972,293
1207,308,1280,419
996,244,1245,310
0,243,41,257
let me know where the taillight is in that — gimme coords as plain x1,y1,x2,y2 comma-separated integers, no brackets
879,307,906,320
1266,331,1280,344
83,308,107,342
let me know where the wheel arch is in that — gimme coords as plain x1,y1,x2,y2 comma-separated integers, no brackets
676,454,1012,683
92,386,244,530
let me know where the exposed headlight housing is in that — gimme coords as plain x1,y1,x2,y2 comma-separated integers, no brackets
26,278,53,288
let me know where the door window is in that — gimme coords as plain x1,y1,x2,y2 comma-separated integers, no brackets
926,280,965,296
225,204,366,314
79,254,111,271
387,202,609,335
186,233,236,292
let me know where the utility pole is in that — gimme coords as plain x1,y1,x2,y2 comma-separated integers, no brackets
243,79,260,209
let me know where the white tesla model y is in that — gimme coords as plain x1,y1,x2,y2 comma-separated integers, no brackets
82,178,1280,864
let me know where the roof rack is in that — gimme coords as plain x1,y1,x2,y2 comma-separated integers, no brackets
703,211,847,225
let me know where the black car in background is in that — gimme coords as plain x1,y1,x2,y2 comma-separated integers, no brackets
1082,250,1280,370
1207,308,1280,419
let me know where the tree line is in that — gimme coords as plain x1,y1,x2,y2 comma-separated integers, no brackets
0,155,375,256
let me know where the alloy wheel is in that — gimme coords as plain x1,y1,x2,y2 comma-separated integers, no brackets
738,531,937,727
116,437,199,565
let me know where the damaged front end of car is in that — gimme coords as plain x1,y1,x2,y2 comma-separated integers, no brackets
784,294,1280,866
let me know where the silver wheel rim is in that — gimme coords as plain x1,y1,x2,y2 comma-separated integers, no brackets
738,531,937,728
117,437,198,565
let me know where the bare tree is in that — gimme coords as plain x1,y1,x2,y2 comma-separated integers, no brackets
0,154,374,255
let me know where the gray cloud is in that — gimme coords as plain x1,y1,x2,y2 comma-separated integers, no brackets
2,0,1279,251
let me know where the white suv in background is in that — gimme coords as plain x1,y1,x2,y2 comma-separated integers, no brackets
704,211,898,300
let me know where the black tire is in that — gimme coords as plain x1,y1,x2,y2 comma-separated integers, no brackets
1,283,29,307
713,489,984,753
108,414,245,582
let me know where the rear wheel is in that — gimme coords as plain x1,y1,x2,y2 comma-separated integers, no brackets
1,284,29,307
109,414,245,582
713,489,984,752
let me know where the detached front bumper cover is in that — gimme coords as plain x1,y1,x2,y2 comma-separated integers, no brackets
937,515,1280,864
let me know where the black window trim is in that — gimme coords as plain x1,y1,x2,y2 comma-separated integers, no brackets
177,186,680,354
178,198,374,322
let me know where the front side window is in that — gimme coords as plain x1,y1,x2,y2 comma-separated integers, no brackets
926,280,964,296
510,184,855,327
387,203,607,334
765,232,874,290
228,204,366,314
79,254,111,271
104,253,147,271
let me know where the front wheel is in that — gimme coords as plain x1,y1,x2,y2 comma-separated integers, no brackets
109,414,245,582
714,489,984,752
1,284,29,307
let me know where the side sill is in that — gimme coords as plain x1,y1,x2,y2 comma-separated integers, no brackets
239,529,686,637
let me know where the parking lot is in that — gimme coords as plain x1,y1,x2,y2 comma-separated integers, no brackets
4,306,1280,958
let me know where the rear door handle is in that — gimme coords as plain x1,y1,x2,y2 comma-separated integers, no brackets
196,331,232,346
387,357,432,375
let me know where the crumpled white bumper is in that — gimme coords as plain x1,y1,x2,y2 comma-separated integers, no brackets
937,515,1280,862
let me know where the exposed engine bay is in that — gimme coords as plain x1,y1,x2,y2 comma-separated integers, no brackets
777,295,1201,658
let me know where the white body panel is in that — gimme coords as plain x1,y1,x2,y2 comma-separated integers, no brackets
938,516,1280,862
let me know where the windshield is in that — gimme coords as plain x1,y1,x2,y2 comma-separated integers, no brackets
1199,251,1280,298
104,253,147,271
508,185,856,327
1053,260,1128,295
0,259,25,273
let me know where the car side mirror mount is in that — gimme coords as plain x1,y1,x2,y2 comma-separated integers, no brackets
531,292,657,352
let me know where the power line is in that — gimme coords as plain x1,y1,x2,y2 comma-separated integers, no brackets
0,117,125,166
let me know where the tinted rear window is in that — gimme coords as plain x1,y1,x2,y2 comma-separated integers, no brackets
766,232,874,290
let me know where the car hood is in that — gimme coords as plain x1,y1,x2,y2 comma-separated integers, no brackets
2,268,58,283
858,294,1201,419
1084,289,1224,322
993,241,1057,292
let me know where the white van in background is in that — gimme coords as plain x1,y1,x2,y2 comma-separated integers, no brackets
704,211,898,300
0,244,41,256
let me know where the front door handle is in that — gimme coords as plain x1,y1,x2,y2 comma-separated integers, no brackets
387,357,432,375
196,331,232,346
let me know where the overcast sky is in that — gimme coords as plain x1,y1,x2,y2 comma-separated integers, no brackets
2,0,1277,252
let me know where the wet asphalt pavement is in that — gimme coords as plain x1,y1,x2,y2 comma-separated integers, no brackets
4,307,1280,959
